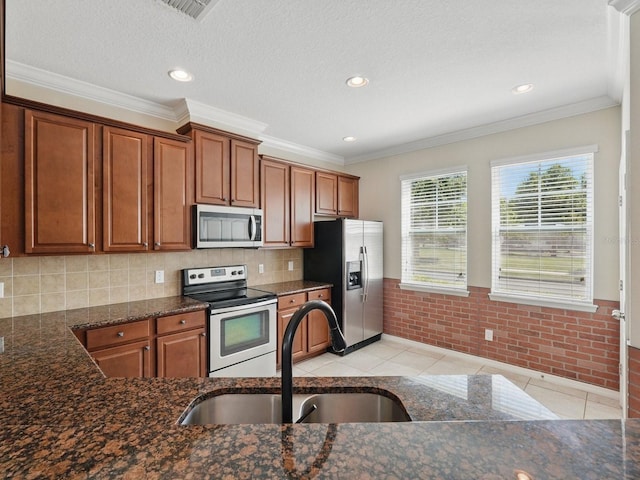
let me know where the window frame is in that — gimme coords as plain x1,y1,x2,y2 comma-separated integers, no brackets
489,145,597,312
399,166,469,296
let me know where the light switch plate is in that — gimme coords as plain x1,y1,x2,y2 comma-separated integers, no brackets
288,261,294,271
258,264,264,274
0,282,4,298
155,270,165,284
485,329,494,341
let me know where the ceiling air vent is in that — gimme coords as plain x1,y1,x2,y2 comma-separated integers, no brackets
158,0,219,21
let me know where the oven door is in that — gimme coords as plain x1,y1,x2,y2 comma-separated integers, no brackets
209,298,277,377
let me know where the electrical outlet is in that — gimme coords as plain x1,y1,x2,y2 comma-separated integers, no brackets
485,329,494,341
258,264,264,274
0,282,4,298
288,261,294,271
155,270,165,284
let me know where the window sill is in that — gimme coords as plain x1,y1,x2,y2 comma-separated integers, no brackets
488,293,598,313
399,283,470,297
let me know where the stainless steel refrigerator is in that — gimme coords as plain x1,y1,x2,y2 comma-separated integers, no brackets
303,219,383,354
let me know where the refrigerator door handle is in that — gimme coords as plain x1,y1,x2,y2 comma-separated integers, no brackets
362,246,369,302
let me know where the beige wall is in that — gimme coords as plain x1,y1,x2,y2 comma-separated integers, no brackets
0,248,303,319
347,107,622,301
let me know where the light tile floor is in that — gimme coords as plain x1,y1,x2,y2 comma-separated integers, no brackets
293,336,623,420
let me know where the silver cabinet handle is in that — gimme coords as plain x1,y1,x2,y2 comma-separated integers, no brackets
154,242,161,247
201,332,206,337
180,319,187,325
144,345,150,351
88,243,95,249
142,242,148,247
117,331,124,337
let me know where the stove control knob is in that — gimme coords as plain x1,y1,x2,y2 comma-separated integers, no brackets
198,273,205,279
231,270,237,275
189,274,196,280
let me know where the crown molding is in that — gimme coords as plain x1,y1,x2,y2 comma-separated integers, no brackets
5,61,345,163
345,95,619,165
609,0,640,15
5,60,177,121
176,97,268,137
259,134,344,165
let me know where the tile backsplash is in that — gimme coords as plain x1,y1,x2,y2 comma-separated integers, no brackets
0,248,303,318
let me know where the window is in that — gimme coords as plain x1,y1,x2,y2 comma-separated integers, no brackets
400,167,467,293
490,147,595,309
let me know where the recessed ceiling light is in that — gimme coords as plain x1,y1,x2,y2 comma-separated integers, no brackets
512,83,533,94
346,76,369,88
343,136,357,142
168,69,193,82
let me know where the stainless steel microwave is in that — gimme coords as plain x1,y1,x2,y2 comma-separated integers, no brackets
194,205,263,248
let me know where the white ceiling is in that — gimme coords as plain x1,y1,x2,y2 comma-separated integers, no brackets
4,0,623,165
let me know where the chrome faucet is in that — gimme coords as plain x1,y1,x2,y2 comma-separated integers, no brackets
281,300,347,423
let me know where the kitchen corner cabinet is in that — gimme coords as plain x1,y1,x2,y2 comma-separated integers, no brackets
81,310,207,378
85,319,152,377
181,124,260,208
156,311,207,378
260,156,314,248
103,127,151,252
276,288,331,368
153,137,192,251
24,109,98,254
315,172,359,218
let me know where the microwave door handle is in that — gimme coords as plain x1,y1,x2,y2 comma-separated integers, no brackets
249,215,257,241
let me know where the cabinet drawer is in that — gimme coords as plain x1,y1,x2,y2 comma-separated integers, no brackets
278,292,307,310
156,311,206,335
308,288,331,302
86,319,150,351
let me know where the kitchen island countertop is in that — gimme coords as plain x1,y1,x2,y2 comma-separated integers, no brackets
1,297,639,478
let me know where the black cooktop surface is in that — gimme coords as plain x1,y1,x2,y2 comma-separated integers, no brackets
188,287,276,309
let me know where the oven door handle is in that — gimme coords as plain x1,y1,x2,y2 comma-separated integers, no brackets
210,298,277,314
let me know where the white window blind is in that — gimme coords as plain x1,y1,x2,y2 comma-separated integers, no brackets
491,150,594,305
401,168,467,290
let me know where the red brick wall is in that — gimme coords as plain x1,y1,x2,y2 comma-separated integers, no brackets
629,346,640,417
383,278,620,390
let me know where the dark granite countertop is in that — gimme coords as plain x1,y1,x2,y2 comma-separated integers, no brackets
253,279,332,296
1,297,639,478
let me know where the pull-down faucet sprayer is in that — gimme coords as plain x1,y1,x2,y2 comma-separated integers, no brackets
281,300,346,423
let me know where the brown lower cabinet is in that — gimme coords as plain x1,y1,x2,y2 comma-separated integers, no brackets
81,310,207,378
277,288,331,368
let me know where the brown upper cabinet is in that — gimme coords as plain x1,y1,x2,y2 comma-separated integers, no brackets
180,123,261,208
153,137,192,251
103,127,151,252
25,109,98,254
315,171,359,218
260,156,315,248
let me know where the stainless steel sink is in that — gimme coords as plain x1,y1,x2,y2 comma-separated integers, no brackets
297,392,410,423
180,392,411,425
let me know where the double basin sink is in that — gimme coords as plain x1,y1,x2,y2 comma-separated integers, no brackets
180,391,411,425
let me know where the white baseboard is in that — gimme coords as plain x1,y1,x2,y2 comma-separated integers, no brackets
381,334,619,400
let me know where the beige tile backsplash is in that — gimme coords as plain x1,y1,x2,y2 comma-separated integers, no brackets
0,248,304,318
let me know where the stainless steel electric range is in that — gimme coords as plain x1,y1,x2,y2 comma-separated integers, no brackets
182,265,277,377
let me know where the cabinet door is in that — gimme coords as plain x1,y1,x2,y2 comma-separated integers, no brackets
307,289,331,354
338,176,359,218
24,110,96,253
156,328,207,378
261,158,290,247
278,307,307,367
103,127,150,252
230,139,259,207
153,137,192,250
290,166,315,247
315,172,338,215
91,340,152,378
194,129,229,205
